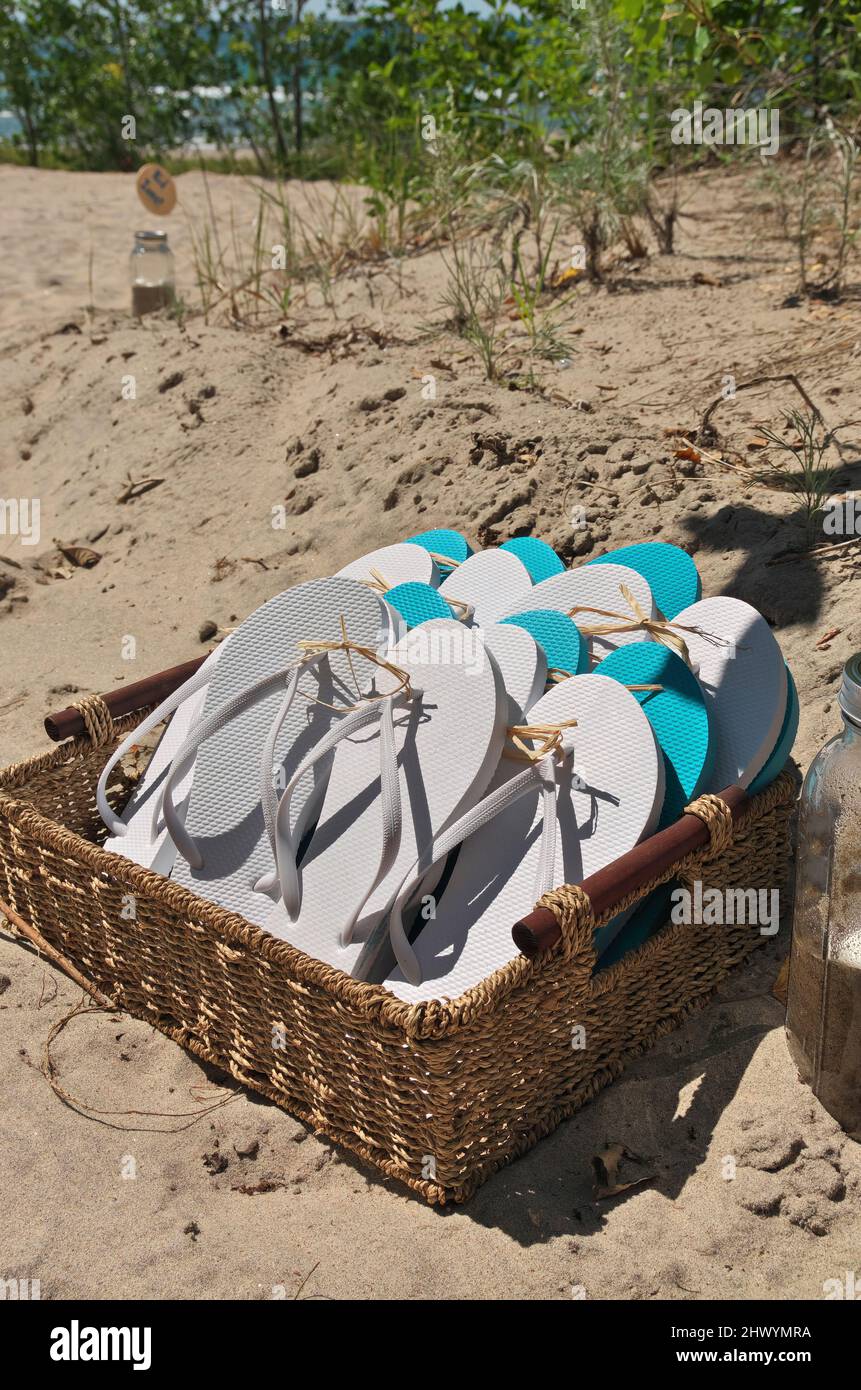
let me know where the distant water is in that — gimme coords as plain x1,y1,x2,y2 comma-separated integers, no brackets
0,85,316,152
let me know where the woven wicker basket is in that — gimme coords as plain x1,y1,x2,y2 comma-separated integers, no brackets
0,705,797,1204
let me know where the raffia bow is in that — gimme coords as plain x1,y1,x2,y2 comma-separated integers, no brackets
361,566,395,596
425,551,461,571
506,719,578,762
296,616,412,711
360,567,473,622
569,582,699,667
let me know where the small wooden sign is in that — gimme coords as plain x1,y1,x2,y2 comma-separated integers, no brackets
136,164,177,216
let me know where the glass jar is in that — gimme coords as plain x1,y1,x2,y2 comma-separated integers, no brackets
785,652,861,1137
130,230,175,317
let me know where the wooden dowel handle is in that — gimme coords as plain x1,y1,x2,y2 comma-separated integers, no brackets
512,784,750,957
44,656,207,742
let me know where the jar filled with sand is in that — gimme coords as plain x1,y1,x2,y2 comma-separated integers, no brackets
786,652,861,1137
130,230,175,316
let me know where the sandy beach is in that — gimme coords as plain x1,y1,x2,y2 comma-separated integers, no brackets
2,163,860,1300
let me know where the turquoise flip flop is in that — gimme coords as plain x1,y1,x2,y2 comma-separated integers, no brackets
500,537,565,583
594,884,675,970
600,662,798,970
600,658,795,967
586,541,701,620
594,643,714,826
405,528,473,575
748,664,799,795
500,610,588,678
592,642,713,958
384,581,454,629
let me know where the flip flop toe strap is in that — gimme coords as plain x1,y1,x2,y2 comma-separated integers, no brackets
268,693,405,942
385,752,561,987
95,660,217,838
157,659,311,868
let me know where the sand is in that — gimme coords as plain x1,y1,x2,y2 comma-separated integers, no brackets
2,164,861,1300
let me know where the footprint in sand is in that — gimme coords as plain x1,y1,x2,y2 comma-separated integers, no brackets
731,1119,849,1235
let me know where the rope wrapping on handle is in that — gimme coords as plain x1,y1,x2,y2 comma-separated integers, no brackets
536,883,596,960
683,793,735,859
73,695,116,749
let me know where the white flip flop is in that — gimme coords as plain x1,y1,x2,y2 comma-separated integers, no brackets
99,544,416,874
336,542,440,591
403,617,547,723
438,548,534,626
670,596,788,790
155,577,399,924
375,673,664,1002
477,621,548,719
499,562,657,663
349,617,548,983
261,625,509,975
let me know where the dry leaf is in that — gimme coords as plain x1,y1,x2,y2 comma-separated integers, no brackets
772,957,790,1007
815,626,841,649
54,541,102,569
674,445,701,463
692,271,722,287
553,266,583,287
746,436,769,450
592,1143,655,1200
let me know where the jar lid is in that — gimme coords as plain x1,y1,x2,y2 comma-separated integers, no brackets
838,652,861,726
135,229,168,242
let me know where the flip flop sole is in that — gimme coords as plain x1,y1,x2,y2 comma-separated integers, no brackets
337,543,439,590
500,536,565,582
438,548,534,627
411,617,547,722
671,596,788,791
386,673,664,1003
748,663,798,794
587,541,701,620
500,563,656,663
171,578,395,924
264,628,509,973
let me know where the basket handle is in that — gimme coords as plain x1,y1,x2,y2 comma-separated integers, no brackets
44,656,207,742
512,784,749,957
